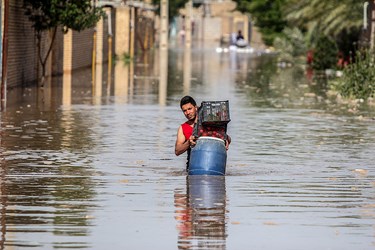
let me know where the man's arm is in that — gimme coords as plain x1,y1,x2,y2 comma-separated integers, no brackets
175,126,190,156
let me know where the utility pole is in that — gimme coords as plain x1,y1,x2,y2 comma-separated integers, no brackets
159,0,168,105
160,0,168,50
185,1,192,48
371,0,375,49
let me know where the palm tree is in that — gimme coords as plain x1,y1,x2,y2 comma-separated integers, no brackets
284,0,362,42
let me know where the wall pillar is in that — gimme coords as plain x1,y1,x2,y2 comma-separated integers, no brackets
63,30,73,106
94,18,104,98
115,7,131,56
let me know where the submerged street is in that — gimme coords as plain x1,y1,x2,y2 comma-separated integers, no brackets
0,46,374,249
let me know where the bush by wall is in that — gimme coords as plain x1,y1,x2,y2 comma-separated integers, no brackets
312,35,338,71
332,49,375,100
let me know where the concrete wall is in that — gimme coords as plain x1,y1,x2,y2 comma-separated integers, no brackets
115,7,131,56
203,17,222,42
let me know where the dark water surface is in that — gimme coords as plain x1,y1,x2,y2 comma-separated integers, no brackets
1,48,375,249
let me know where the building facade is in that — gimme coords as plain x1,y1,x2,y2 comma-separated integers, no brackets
0,0,156,94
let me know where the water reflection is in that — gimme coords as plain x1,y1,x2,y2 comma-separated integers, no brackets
0,47,374,249
175,176,227,249
229,53,374,116
0,151,7,250
0,164,97,248
0,106,99,248
63,71,72,106
159,49,168,105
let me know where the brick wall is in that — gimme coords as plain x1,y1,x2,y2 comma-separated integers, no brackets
5,2,126,88
7,0,38,88
6,1,98,87
52,29,64,76
71,29,95,71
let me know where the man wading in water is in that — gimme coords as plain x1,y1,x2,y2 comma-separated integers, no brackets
175,96,198,170
175,96,231,170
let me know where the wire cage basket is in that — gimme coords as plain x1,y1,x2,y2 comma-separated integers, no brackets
201,101,230,125
193,101,230,140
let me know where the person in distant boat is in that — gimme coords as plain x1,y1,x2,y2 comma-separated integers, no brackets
236,30,244,41
235,30,248,48
175,96,231,170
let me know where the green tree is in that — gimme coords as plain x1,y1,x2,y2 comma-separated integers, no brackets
23,0,105,81
312,35,338,70
273,27,307,64
284,0,362,52
284,0,362,37
234,0,288,46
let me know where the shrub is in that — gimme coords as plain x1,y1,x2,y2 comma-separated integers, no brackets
333,49,375,100
312,36,338,70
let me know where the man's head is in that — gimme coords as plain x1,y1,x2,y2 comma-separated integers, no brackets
180,95,196,108
180,96,197,122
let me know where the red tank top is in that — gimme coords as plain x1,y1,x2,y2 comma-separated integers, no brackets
181,122,193,140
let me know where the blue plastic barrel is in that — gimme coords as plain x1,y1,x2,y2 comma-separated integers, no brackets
189,136,227,175
188,175,226,208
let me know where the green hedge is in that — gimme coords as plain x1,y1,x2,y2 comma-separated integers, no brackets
312,36,338,70
333,50,375,100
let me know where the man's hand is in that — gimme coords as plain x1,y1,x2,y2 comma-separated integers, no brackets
225,135,231,150
189,136,197,148
175,126,196,156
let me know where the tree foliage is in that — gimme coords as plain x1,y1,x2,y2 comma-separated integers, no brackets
312,35,338,70
23,0,105,79
233,0,288,46
234,0,363,50
284,0,362,53
283,0,362,38
334,50,375,100
273,27,307,64
24,0,105,33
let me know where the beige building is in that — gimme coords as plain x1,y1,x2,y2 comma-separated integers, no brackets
177,0,264,48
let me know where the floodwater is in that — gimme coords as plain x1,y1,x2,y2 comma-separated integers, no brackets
0,46,375,250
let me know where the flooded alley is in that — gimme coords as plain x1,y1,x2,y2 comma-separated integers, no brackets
0,46,375,250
